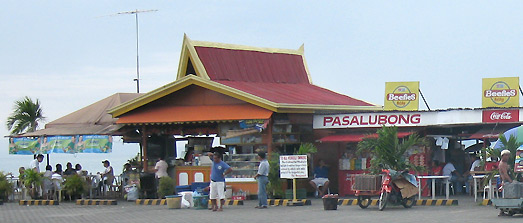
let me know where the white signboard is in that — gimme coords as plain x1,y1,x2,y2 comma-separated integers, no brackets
279,155,308,179
312,109,505,129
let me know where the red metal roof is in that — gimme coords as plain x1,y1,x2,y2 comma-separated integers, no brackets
319,132,413,143
195,46,310,84
216,81,376,106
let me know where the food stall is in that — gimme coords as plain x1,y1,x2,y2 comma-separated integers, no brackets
107,36,381,197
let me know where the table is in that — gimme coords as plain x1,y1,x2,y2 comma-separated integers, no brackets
417,175,450,200
473,174,499,202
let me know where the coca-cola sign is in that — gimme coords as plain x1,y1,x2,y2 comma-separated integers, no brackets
482,110,519,123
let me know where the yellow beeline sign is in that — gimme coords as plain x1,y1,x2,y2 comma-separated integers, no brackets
384,82,419,111
482,77,519,108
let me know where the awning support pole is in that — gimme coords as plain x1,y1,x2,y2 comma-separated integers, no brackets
141,126,148,172
419,89,431,111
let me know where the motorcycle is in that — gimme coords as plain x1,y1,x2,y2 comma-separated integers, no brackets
377,169,416,211
355,169,417,211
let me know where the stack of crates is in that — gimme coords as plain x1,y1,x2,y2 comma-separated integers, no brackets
353,174,382,191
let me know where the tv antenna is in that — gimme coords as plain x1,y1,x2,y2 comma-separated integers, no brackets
108,9,158,93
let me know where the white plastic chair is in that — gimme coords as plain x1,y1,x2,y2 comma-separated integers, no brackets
483,182,499,199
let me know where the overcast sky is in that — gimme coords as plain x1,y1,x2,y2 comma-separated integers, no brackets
1,1,522,173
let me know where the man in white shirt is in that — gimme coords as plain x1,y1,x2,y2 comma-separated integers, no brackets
29,154,44,172
442,161,465,194
154,158,169,179
254,152,269,209
98,160,114,193
465,155,481,194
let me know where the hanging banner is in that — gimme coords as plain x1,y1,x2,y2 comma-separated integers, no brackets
9,137,40,155
42,136,77,154
76,135,112,153
384,82,419,111
482,77,519,108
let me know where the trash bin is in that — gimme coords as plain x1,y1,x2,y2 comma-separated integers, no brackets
193,195,209,209
165,195,182,209
323,197,338,210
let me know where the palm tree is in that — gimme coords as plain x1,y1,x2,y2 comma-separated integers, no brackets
357,126,426,174
6,96,45,135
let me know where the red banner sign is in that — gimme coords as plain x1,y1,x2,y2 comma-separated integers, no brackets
482,109,519,123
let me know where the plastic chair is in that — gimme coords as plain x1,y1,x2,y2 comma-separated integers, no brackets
440,180,455,196
483,182,499,199
52,178,63,202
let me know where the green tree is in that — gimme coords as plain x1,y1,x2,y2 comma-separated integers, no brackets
6,96,45,135
482,133,523,182
357,126,426,174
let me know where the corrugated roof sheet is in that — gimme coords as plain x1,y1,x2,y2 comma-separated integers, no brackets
195,46,310,84
216,81,376,106
21,93,142,136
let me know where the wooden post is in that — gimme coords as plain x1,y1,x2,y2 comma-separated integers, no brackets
141,126,148,172
267,118,273,155
293,178,297,201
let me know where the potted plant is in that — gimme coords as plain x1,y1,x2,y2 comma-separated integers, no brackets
22,169,43,199
0,172,14,202
357,126,426,174
267,152,284,198
296,143,318,197
63,174,86,200
158,176,175,199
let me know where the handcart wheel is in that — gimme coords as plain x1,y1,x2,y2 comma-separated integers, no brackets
378,191,389,211
357,196,371,209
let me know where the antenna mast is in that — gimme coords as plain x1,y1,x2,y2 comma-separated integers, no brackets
113,9,158,93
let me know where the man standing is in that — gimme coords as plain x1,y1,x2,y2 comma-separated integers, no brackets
498,150,513,216
499,150,513,184
208,152,232,212
254,152,269,209
29,154,44,172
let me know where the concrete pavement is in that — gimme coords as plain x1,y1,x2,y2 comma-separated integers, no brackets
0,196,520,223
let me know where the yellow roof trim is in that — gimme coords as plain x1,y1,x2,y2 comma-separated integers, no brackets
176,35,210,80
299,44,313,84
109,75,280,117
190,39,304,55
109,74,382,118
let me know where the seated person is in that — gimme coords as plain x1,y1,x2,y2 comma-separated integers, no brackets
442,160,466,194
42,165,54,199
465,155,481,194
98,160,114,193
63,162,76,176
309,159,330,197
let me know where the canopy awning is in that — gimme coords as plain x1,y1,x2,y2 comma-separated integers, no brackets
466,125,514,139
19,93,142,137
318,132,414,143
116,104,273,124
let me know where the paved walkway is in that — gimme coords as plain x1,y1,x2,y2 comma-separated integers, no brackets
1,196,520,223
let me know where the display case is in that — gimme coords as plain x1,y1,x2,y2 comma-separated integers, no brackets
272,123,301,144
224,154,260,179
